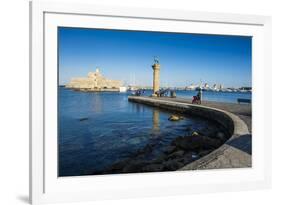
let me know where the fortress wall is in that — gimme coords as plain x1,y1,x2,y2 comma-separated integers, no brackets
66,70,122,89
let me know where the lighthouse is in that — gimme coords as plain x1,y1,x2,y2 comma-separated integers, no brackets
152,57,160,97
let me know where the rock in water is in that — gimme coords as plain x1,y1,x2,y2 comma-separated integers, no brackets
164,146,176,154
122,160,148,173
172,134,222,151
164,160,184,171
142,164,164,172
79,117,89,121
168,115,183,121
109,159,130,171
167,150,185,159
191,131,199,136
216,132,225,141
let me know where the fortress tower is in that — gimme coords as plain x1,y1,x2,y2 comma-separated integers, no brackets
152,58,160,96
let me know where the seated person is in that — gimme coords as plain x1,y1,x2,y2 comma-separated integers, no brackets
192,90,202,104
196,91,201,100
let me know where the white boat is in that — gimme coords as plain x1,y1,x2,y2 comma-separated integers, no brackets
128,86,138,91
119,86,127,92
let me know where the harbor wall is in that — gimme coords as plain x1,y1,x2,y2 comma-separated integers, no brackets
128,96,250,169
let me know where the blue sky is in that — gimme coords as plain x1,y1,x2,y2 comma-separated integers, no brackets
58,27,252,87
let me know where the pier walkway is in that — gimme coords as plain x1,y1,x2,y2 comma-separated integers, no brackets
128,96,252,170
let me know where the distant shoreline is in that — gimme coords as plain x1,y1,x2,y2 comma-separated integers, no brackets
59,86,251,94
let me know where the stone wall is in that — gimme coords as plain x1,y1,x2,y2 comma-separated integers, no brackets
128,96,251,169
66,69,122,90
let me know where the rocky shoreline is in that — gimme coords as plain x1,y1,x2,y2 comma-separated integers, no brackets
92,115,230,175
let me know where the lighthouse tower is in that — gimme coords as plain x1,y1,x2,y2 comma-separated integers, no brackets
152,58,160,97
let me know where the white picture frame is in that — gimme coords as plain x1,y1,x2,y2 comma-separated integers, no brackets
30,1,272,204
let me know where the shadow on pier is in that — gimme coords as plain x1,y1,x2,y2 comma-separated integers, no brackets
226,134,252,155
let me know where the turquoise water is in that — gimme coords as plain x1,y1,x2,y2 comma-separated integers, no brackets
58,88,250,176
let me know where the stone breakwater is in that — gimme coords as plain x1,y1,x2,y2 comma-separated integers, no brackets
126,96,251,171
92,96,251,174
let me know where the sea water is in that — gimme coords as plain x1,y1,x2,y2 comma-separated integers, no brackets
58,87,250,176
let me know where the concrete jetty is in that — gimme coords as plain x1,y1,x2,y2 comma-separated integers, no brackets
128,96,252,170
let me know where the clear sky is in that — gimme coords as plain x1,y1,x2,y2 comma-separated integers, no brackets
58,27,252,88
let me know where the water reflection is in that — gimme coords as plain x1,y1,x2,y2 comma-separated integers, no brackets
91,93,102,113
152,109,160,133
131,101,145,113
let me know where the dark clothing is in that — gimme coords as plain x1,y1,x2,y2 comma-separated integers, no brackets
196,92,201,100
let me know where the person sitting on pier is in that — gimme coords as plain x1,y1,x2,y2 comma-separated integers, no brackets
192,89,202,104
156,89,170,97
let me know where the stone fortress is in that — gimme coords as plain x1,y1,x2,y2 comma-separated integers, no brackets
66,68,123,91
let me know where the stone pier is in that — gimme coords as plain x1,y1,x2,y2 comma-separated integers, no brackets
128,96,252,170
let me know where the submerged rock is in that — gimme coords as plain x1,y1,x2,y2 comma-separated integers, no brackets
136,144,153,155
164,160,184,171
198,149,212,157
101,127,227,174
163,145,176,154
216,132,225,141
200,127,217,137
167,150,185,159
109,159,131,171
79,117,89,121
151,154,167,164
172,134,222,151
142,164,164,172
186,126,192,131
122,160,148,173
